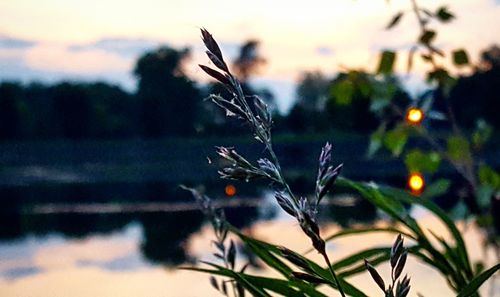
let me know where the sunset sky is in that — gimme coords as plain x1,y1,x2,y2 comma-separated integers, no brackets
1,0,499,111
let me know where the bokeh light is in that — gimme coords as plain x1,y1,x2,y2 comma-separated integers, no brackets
225,184,237,197
406,107,424,125
408,172,425,194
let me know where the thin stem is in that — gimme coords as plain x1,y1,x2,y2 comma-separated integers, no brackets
417,127,477,193
410,0,425,30
321,251,346,297
265,141,301,210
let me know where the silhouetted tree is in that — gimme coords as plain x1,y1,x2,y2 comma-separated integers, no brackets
448,45,500,129
296,71,329,111
233,40,266,82
286,71,332,133
134,47,200,137
51,83,93,139
83,82,137,137
0,82,25,140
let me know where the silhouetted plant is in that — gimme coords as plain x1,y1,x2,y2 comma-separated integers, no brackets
364,235,410,297
182,28,500,297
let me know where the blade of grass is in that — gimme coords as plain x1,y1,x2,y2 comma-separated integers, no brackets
457,263,500,297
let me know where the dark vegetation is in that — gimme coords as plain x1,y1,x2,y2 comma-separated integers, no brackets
0,43,499,140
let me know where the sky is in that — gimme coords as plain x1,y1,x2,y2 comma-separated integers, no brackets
0,0,499,112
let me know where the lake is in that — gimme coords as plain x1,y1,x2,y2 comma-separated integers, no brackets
0,137,498,296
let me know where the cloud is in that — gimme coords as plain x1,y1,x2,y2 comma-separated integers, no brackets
316,46,335,56
0,36,36,49
68,38,164,58
0,42,136,91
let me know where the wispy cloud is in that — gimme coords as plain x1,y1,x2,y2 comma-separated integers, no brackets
68,38,164,58
0,36,36,49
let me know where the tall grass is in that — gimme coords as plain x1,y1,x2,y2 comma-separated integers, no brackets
181,28,499,297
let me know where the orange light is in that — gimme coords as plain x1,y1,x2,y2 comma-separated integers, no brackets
406,107,424,125
408,173,424,194
225,184,237,197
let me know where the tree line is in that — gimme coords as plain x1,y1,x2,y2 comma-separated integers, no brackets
0,44,498,140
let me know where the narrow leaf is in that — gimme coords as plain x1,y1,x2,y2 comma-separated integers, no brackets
386,12,404,30
210,276,219,291
393,250,407,280
419,30,436,45
457,263,500,297
199,65,231,86
365,259,386,292
378,51,396,75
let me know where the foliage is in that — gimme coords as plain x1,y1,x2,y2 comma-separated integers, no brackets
134,47,200,137
183,28,499,297
361,1,500,235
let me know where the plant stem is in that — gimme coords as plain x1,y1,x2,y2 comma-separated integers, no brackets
321,250,346,297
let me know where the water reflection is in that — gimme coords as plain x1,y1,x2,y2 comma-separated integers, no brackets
5,177,497,296
1,211,497,297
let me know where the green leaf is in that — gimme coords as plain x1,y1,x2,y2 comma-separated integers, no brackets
472,120,493,147
476,185,495,210
386,12,404,30
378,51,396,75
333,247,391,273
332,79,354,105
404,149,441,174
337,178,472,289
419,30,436,45
435,6,454,23
452,49,469,66
324,227,415,243
182,264,273,297
447,136,471,162
383,127,408,156
421,179,451,200
378,185,473,278
245,239,293,277
457,263,500,297
478,164,500,190
367,125,386,158
232,228,367,296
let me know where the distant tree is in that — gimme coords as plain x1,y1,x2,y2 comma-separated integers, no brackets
83,82,137,137
134,47,200,137
325,72,379,132
51,83,92,139
24,83,58,139
0,82,25,140
449,45,500,129
233,40,266,82
296,71,330,111
285,71,332,133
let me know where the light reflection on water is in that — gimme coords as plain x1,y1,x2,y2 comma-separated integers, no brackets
0,206,498,297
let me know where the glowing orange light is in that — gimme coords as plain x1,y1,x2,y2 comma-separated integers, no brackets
225,184,237,197
408,173,425,194
406,107,424,125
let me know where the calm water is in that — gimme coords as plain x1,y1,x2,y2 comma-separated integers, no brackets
0,196,498,297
